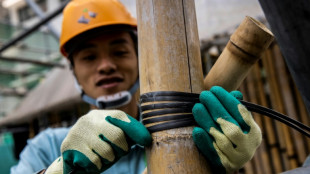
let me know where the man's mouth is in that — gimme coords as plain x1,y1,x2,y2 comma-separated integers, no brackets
96,77,124,89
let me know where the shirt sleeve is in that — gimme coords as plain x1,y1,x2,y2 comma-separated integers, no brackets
10,127,69,174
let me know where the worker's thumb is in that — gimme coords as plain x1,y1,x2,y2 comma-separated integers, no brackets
45,156,63,174
106,115,152,146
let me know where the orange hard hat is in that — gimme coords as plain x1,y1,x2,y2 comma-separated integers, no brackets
59,0,137,57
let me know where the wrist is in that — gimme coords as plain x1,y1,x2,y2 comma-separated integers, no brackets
36,169,46,174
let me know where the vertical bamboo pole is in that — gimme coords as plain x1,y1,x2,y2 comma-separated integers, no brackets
294,85,310,154
262,48,297,170
272,44,307,164
242,85,262,174
253,61,282,173
252,63,274,174
244,66,272,174
137,1,274,172
137,0,210,173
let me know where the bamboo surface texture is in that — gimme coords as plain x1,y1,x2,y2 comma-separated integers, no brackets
204,16,274,91
137,0,209,173
137,0,276,171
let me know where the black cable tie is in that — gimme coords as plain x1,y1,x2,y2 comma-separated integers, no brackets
140,91,310,137
142,108,193,119
140,91,199,98
147,118,197,133
140,96,199,103
241,100,310,138
142,114,193,124
141,102,196,112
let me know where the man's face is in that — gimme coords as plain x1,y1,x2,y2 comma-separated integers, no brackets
72,31,138,99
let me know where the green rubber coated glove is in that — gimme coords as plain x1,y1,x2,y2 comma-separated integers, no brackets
192,86,262,174
46,110,152,174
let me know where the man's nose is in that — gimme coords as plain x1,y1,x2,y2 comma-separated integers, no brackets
97,57,117,75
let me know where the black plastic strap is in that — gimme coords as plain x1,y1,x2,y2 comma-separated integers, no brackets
142,108,193,119
142,114,193,124
140,91,198,133
140,96,199,103
140,91,310,137
141,102,196,112
241,100,310,138
140,91,199,98
146,117,197,133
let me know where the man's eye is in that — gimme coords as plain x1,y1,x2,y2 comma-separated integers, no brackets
82,55,96,61
113,51,129,57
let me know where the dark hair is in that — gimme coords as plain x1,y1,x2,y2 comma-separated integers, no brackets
64,25,138,67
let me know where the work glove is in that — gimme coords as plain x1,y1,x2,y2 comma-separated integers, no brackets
45,110,152,174
192,86,262,174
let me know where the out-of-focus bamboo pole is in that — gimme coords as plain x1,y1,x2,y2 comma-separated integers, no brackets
273,44,307,163
252,63,273,174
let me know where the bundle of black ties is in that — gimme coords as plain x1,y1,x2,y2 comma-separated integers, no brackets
68,91,309,174
140,91,310,138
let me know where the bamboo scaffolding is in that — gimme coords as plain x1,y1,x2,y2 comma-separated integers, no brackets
245,65,272,174
272,44,307,164
210,42,310,173
294,85,310,154
137,0,210,173
137,2,274,172
262,48,296,170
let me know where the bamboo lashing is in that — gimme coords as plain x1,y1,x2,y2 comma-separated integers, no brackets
137,0,274,172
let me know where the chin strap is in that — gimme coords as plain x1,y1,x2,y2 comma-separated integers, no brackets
74,78,139,109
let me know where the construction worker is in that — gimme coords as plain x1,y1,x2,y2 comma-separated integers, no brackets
11,0,262,174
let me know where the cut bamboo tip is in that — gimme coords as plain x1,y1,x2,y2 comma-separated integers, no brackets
230,16,274,59
204,16,274,91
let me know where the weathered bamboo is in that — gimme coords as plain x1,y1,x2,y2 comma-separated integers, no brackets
258,0,310,115
202,32,310,172
137,0,275,171
204,16,274,91
252,63,273,174
294,85,310,153
245,66,272,174
253,60,283,173
262,48,297,169
273,44,307,164
137,0,210,173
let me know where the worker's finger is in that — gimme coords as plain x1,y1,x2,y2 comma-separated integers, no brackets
63,150,105,173
230,90,243,100
192,103,221,132
106,115,152,146
199,90,241,129
192,127,226,174
210,86,250,133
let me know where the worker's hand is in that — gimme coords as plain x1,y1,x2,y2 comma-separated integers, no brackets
192,86,262,174
44,156,63,174
59,110,152,173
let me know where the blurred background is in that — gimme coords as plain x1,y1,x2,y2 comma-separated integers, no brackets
0,0,308,173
